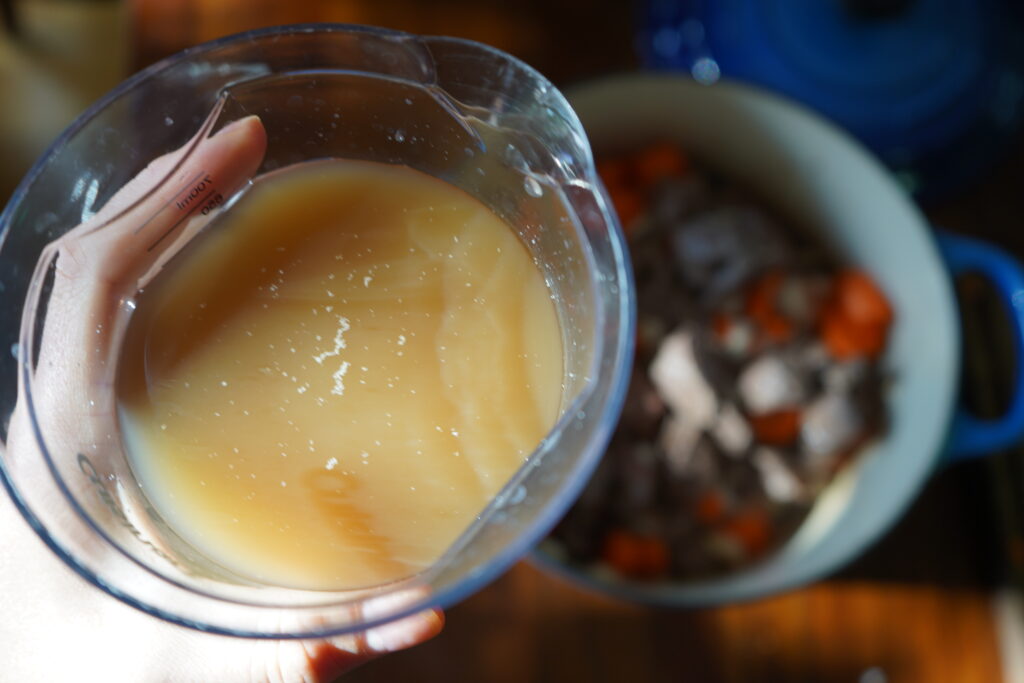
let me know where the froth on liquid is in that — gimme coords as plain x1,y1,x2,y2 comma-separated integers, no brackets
117,159,563,590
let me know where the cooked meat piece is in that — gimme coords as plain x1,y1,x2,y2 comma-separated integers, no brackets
649,328,717,425
738,353,809,415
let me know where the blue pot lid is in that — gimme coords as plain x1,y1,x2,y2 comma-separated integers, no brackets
643,0,1010,158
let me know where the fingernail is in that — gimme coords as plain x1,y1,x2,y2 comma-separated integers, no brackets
363,609,444,653
213,115,261,138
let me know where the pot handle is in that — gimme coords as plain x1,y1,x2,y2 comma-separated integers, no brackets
937,231,1024,461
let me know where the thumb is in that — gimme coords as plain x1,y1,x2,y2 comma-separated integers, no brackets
268,609,445,682
22,114,269,505
56,114,268,290
34,114,267,390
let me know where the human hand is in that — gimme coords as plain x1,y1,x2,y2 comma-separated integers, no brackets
0,115,443,682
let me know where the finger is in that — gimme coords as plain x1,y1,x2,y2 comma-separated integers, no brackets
300,609,445,682
34,115,266,386
363,607,445,654
57,114,267,289
20,115,268,503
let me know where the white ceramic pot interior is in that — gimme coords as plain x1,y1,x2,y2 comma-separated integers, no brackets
559,75,961,604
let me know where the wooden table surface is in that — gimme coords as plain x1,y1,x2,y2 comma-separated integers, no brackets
349,568,1002,683
344,457,1007,683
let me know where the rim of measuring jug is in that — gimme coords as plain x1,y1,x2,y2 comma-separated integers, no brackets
0,24,635,638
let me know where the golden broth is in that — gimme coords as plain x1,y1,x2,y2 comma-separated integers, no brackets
117,159,563,590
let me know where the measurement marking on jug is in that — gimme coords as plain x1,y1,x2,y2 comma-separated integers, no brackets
133,169,208,235
146,204,203,252
174,173,215,212
145,171,223,253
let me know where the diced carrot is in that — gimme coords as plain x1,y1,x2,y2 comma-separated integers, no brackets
602,530,639,576
761,314,794,343
853,320,887,358
695,490,726,524
634,142,689,186
640,537,671,577
820,309,887,360
749,409,802,446
721,509,772,558
596,157,633,188
819,311,851,360
712,312,733,340
601,529,670,578
820,309,859,359
606,184,644,233
745,270,796,343
834,269,893,327
746,270,784,323
817,269,891,359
